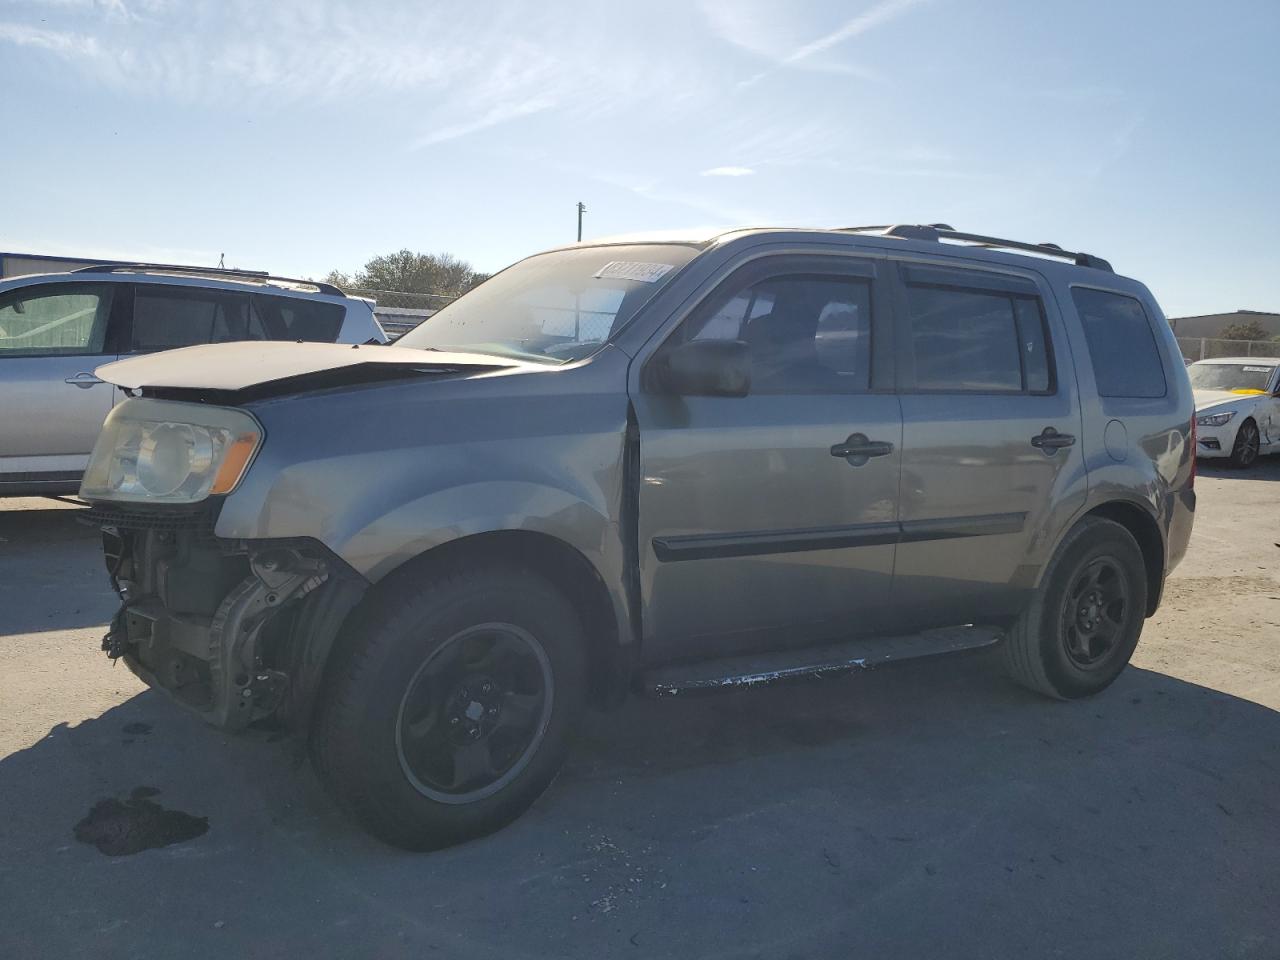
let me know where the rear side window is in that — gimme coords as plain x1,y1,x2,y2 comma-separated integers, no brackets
0,283,113,356
252,295,345,342
902,273,1052,393
132,287,253,352
1072,288,1167,398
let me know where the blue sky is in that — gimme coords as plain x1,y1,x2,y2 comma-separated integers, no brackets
1,0,1276,316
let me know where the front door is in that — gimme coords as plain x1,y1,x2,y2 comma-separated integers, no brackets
633,255,902,663
0,282,120,486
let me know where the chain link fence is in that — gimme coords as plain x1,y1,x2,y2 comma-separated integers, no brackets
1177,337,1280,362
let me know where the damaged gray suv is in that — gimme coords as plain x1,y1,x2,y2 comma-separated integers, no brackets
81,225,1196,849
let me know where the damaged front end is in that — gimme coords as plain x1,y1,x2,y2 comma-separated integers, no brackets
89,504,366,732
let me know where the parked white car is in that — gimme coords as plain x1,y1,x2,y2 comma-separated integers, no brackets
1189,357,1280,467
0,265,387,496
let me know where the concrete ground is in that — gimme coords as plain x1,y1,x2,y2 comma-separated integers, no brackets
1,461,1277,959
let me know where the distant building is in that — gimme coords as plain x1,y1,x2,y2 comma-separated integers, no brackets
1167,310,1280,339
0,251,132,279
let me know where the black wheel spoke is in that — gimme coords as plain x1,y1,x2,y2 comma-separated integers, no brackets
1062,556,1133,668
396,623,553,802
449,740,497,789
495,692,541,734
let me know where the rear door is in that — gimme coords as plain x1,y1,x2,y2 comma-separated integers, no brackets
890,262,1086,629
633,254,903,663
0,281,121,485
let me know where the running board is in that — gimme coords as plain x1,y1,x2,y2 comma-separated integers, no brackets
637,625,1004,698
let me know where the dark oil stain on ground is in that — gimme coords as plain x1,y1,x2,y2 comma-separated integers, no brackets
122,722,152,736
73,786,208,856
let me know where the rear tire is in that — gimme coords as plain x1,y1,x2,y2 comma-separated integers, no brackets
1229,418,1260,469
311,564,587,850
1003,516,1148,700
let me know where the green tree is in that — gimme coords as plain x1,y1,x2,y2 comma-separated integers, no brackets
1218,318,1270,341
330,250,486,299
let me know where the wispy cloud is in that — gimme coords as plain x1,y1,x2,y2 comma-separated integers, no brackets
0,22,102,56
411,96,557,150
591,170,767,226
701,0,927,86
701,166,755,177
783,0,925,66
0,0,701,150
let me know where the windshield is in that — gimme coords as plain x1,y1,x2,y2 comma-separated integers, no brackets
1189,362,1276,392
397,244,699,363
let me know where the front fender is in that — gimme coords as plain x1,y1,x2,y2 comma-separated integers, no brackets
338,479,620,584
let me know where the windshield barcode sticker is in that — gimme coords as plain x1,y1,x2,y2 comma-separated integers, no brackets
594,261,675,283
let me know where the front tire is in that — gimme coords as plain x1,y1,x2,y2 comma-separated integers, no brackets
311,564,587,850
1229,418,1261,469
1003,516,1148,700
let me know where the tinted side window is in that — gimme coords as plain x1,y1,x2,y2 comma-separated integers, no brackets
132,287,251,352
906,284,1054,391
684,275,872,394
1072,288,1167,398
252,295,345,342
0,283,113,356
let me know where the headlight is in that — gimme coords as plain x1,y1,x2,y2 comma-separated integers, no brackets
1195,411,1236,427
80,398,262,504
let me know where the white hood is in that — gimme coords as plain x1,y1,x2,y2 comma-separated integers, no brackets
95,340,524,392
1193,388,1259,411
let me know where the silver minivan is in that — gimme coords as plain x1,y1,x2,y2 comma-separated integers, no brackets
79,225,1196,850
0,265,385,496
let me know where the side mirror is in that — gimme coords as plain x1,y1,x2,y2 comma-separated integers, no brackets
652,339,750,397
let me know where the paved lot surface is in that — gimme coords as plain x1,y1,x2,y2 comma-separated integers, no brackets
1,461,1278,959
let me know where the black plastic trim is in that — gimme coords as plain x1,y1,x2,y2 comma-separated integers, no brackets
652,511,1027,562
898,511,1027,542
653,521,901,562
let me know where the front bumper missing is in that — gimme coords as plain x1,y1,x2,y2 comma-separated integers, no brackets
107,552,328,729
89,506,364,732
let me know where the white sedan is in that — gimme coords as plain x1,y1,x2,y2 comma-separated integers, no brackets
1189,357,1280,467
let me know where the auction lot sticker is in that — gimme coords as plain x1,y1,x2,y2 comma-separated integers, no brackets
594,261,675,283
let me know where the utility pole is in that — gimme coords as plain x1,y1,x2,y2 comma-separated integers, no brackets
576,201,587,242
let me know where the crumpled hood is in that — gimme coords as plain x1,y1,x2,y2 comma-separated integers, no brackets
95,340,525,393
1193,388,1258,411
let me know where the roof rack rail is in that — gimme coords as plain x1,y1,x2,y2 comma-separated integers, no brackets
70,262,346,296
838,224,1112,272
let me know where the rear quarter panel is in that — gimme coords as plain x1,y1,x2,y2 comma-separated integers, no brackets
1046,272,1196,585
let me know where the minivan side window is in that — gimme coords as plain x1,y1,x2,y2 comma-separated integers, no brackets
680,274,873,394
252,295,345,342
132,287,253,352
902,273,1052,393
0,284,114,357
1071,288,1167,398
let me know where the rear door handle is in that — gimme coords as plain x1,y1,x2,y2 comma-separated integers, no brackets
1031,427,1076,451
64,372,104,389
830,433,894,466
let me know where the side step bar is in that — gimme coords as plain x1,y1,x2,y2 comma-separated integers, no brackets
637,625,1003,698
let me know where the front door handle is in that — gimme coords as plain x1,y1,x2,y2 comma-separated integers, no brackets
64,372,104,389
830,433,894,466
1031,426,1076,451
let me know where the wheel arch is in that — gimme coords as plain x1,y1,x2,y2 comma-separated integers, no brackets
1080,500,1166,616
351,529,633,711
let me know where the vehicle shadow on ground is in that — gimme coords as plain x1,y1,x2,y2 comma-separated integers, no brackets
1199,454,1280,481
0,504,118,633
2,653,1277,959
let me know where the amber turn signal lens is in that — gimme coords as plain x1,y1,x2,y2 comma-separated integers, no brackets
210,433,260,495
